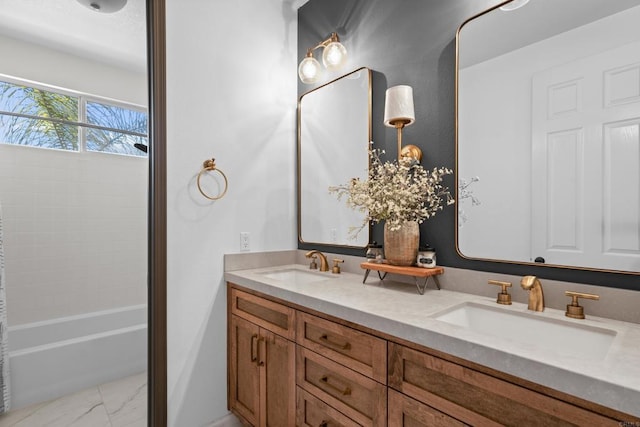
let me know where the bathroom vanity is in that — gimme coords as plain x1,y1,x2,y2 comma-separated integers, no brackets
226,258,640,426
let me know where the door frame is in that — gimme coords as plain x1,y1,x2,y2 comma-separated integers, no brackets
148,0,167,425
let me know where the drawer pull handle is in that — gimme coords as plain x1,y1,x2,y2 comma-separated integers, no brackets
257,337,265,366
250,334,258,362
320,375,351,396
319,334,351,351
319,422,328,427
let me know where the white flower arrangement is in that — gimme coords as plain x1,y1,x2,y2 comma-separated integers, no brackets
329,146,454,237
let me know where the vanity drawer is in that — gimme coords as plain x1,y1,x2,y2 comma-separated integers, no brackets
297,386,360,427
297,311,387,383
388,389,468,427
230,288,295,340
297,346,387,427
388,343,620,426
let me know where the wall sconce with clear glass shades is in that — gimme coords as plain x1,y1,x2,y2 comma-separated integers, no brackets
298,32,348,84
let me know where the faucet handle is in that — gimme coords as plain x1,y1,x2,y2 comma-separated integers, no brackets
488,280,512,305
309,256,318,270
332,259,344,274
565,291,599,319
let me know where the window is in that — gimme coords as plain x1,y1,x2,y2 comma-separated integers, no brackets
0,78,148,157
86,101,148,156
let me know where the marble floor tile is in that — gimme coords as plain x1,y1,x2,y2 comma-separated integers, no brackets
98,373,147,427
0,387,111,427
0,373,146,427
206,413,244,427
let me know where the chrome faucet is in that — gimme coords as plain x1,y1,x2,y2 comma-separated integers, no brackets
520,275,545,312
305,250,329,272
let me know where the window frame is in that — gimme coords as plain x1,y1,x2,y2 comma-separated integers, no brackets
0,73,148,157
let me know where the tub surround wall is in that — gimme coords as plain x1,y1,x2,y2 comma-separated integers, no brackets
297,0,640,289
0,35,148,326
0,146,148,325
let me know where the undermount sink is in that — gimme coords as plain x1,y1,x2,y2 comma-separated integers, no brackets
260,268,335,285
433,302,617,360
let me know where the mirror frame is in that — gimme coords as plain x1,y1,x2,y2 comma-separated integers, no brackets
454,0,640,278
297,67,372,250
147,0,167,425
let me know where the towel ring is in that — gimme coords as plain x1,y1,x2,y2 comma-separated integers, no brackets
197,158,228,200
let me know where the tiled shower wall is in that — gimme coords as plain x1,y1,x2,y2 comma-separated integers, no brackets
0,144,147,325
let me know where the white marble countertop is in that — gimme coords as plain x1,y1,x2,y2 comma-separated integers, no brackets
225,263,640,417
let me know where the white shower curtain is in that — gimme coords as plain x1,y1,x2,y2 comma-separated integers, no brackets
0,202,10,412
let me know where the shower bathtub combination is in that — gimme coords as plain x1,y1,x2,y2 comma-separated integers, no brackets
7,304,147,409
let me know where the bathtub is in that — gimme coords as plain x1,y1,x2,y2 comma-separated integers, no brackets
8,304,147,409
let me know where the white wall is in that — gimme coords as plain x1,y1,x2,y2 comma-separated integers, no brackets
0,35,148,325
165,0,298,425
0,34,147,103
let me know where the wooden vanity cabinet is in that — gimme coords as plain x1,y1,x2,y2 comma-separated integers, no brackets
228,284,637,427
388,343,621,426
228,289,296,426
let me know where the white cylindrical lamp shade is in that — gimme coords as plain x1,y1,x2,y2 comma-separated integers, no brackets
384,85,415,127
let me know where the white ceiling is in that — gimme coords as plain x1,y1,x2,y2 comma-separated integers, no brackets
0,0,147,72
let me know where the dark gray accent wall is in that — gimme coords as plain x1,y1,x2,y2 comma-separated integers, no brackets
297,0,639,291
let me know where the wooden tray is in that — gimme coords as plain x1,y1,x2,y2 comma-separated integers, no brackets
360,262,444,294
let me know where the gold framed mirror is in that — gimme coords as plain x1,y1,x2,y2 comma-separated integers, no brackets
298,67,372,248
456,0,640,275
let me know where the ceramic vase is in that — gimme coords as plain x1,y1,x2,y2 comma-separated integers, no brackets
384,221,419,266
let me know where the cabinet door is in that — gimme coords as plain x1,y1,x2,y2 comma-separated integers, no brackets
388,389,468,427
262,329,296,427
229,314,260,426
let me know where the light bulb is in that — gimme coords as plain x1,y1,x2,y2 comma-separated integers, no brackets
322,42,347,70
298,56,321,84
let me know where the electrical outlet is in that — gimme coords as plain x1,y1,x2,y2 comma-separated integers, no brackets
330,228,338,243
240,232,250,251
